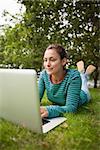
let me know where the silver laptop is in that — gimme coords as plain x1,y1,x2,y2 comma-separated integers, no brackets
0,69,66,133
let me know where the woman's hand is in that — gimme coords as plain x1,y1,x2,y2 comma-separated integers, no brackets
40,107,48,118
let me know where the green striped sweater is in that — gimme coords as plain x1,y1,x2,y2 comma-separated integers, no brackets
38,69,88,118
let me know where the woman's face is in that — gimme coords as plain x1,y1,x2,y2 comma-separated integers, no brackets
43,49,66,75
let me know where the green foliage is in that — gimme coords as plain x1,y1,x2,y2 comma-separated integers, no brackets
0,88,100,150
0,0,99,71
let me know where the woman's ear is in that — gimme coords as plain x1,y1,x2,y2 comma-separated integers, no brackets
62,58,67,66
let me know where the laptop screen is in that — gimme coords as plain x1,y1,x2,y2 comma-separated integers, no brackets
0,69,42,133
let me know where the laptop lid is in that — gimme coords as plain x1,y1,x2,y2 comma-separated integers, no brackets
0,69,43,133
0,69,67,134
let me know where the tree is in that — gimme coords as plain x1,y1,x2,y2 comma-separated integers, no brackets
0,0,99,87
18,0,99,87
0,22,45,69
65,1,100,87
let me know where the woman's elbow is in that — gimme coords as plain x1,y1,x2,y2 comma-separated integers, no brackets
65,105,77,113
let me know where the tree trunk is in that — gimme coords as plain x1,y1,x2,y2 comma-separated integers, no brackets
93,68,99,88
94,77,98,88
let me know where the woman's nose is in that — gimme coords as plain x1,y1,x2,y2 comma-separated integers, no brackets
46,60,51,67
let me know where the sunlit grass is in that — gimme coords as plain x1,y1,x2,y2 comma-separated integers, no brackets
0,88,100,150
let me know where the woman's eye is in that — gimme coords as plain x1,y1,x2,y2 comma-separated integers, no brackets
43,58,57,62
50,58,56,61
43,59,47,62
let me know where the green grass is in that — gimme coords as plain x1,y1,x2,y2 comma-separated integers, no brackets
0,88,100,150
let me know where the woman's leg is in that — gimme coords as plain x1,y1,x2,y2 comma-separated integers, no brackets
80,72,91,101
77,61,96,102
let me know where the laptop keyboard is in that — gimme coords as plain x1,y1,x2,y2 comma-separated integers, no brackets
42,118,50,125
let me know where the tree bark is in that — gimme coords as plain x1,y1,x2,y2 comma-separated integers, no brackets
93,68,99,88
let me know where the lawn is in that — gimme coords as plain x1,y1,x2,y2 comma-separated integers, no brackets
0,88,100,150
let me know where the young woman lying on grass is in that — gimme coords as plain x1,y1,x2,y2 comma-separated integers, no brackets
38,44,96,118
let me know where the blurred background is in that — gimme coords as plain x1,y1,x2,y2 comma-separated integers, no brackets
0,0,100,88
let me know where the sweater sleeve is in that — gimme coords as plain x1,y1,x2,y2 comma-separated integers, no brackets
38,71,45,101
46,74,81,118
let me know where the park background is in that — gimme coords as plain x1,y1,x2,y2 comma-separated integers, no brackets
0,0,100,149
0,0,100,87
